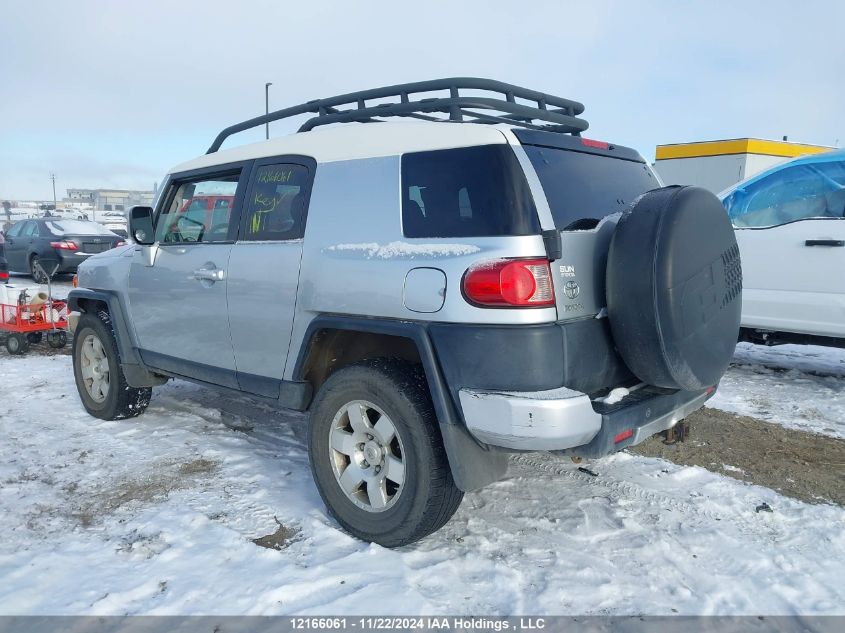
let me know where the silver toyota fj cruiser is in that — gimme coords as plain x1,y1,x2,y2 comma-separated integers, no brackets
68,79,742,547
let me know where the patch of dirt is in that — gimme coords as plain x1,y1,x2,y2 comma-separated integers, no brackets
177,458,217,475
73,457,219,526
252,516,300,551
630,407,845,506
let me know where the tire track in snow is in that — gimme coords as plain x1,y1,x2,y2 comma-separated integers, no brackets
508,453,794,545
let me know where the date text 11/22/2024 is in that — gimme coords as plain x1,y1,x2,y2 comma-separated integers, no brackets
289,617,547,631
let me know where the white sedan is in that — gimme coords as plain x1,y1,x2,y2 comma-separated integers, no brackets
720,149,845,345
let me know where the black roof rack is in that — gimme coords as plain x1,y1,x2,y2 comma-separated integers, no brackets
206,77,588,154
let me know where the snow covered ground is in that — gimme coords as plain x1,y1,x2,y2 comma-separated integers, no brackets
1,352,843,616
709,343,845,439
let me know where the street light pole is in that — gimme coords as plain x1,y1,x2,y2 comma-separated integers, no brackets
50,173,57,210
265,82,273,140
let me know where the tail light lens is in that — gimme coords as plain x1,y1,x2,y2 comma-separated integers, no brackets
72,274,79,288
114,241,126,248
0,270,8,282
463,258,555,307
50,240,78,251
614,428,634,444
582,138,610,149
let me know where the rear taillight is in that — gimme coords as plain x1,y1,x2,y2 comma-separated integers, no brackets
114,241,126,247
50,240,78,251
462,258,555,307
72,274,79,288
0,270,8,282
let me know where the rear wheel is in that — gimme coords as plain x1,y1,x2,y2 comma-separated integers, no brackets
72,311,151,420
308,359,463,547
30,255,49,284
5,333,29,355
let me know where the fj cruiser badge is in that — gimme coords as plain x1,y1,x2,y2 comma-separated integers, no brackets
564,281,580,300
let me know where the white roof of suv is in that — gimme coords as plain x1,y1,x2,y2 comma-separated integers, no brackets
170,121,510,175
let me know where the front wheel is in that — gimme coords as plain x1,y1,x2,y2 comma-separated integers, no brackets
308,359,463,547
72,311,152,420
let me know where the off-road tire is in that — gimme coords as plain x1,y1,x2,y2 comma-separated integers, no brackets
308,359,463,547
72,310,152,420
6,333,29,355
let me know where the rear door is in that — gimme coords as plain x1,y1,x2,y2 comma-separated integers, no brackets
3,221,28,270
516,132,660,320
126,163,250,387
725,159,845,337
226,156,316,396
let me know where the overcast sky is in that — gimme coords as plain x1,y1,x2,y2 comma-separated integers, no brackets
1,0,843,200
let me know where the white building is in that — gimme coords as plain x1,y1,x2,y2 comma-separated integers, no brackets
65,188,155,213
653,138,835,194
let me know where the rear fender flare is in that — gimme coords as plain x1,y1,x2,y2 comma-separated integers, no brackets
293,315,509,491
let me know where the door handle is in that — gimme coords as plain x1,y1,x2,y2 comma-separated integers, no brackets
192,268,225,281
805,239,844,247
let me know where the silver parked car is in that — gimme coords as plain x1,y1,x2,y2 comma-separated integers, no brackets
68,79,742,547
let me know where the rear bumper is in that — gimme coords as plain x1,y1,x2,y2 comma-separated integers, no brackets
459,384,713,454
459,387,601,450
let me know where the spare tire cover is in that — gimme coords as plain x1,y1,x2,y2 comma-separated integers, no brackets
606,185,742,391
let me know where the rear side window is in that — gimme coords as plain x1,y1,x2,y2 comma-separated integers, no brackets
401,145,540,238
523,145,658,230
242,164,311,241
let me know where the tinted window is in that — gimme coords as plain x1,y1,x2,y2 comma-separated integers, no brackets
6,222,24,237
401,145,540,238
523,145,658,230
22,222,38,237
724,161,845,228
242,164,311,241
156,175,240,243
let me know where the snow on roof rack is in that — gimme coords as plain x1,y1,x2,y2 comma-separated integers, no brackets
206,77,589,154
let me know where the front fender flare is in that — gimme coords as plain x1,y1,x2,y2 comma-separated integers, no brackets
68,289,166,388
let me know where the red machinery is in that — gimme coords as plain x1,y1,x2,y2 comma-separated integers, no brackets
1,293,68,354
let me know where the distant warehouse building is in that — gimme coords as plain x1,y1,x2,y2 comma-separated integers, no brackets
653,138,835,194
66,188,155,213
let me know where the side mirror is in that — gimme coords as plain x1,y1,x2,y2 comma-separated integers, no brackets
129,206,155,245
